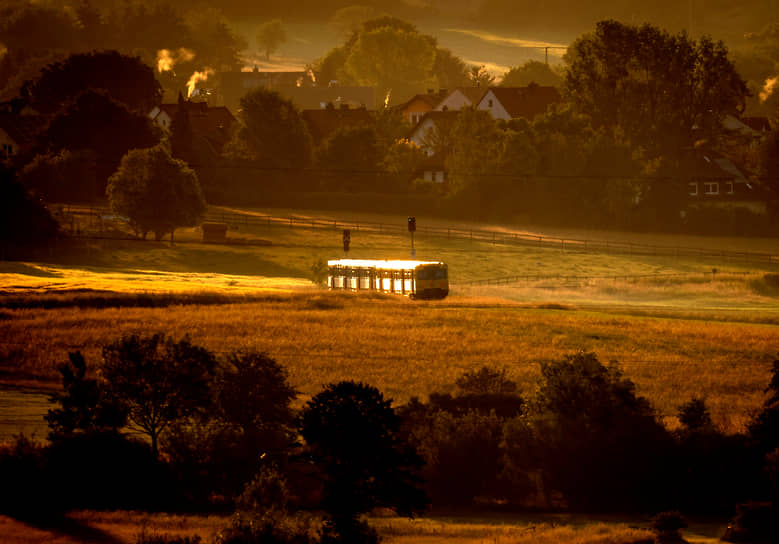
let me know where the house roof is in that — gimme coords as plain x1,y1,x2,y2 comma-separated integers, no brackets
153,99,237,163
408,110,461,138
277,86,375,111
301,107,373,145
395,90,448,112
740,116,771,133
451,87,488,105
485,85,561,119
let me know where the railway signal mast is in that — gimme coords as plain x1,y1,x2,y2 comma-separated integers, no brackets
408,216,416,258
343,229,350,255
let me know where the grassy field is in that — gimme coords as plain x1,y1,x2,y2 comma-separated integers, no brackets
2,208,779,439
0,511,671,544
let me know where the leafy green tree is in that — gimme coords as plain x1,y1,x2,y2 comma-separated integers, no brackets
300,381,428,537
45,352,126,441
101,333,218,458
230,88,313,169
467,65,495,87
432,48,470,89
446,107,503,204
186,8,247,72
565,20,748,159
43,89,160,197
501,60,564,87
19,150,97,203
528,352,672,510
256,19,286,60
106,145,206,241
217,351,297,455
23,50,162,114
0,162,58,252
316,126,380,190
345,23,437,105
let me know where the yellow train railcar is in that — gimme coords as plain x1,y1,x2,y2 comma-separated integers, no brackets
327,259,448,300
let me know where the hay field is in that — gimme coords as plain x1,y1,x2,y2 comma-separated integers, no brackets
1,291,776,435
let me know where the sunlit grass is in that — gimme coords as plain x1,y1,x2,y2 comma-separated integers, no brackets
1,292,775,434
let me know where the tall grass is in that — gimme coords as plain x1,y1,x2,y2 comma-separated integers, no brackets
1,292,775,434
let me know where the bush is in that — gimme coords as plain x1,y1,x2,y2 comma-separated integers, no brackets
651,511,687,542
236,465,291,513
215,511,321,544
135,530,203,544
0,434,53,519
722,502,779,543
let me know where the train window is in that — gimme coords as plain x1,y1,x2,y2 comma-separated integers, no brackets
417,267,447,280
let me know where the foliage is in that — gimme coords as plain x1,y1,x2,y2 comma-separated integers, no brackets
230,88,313,169
310,258,329,286
565,20,748,159
257,20,286,60
45,351,126,441
106,144,206,241
316,126,380,190
186,8,247,72
101,333,218,457
530,352,673,510
651,511,687,538
23,50,162,114
501,60,565,87
217,351,297,455
677,397,714,433
43,89,161,197
0,162,58,250
0,434,51,518
19,149,97,203
468,65,495,87
215,511,321,544
236,464,290,513
300,381,428,532
432,48,471,90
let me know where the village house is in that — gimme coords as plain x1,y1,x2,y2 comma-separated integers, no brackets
435,87,487,112
149,96,237,164
0,110,45,162
477,85,561,121
395,89,449,125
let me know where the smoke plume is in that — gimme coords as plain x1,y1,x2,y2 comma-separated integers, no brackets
187,68,214,98
760,75,779,102
156,48,195,74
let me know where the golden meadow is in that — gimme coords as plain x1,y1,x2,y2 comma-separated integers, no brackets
2,207,779,435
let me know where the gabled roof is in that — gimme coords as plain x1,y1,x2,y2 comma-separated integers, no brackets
485,85,561,119
301,107,373,145
451,87,488,105
278,86,375,111
407,110,461,137
395,91,447,111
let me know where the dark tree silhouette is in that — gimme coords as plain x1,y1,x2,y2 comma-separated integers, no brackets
0,162,58,253
24,50,162,114
106,144,206,241
300,381,428,537
101,333,217,457
45,351,126,441
43,89,160,197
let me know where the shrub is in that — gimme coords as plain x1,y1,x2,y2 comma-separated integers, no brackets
722,502,779,543
215,511,320,544
651,511,687,542
0,434,53,519
236,465,290,513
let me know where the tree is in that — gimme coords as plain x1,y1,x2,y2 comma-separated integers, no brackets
316,126,380,190
343,20,437,105
256,19,286,60
0,162,58,253
101,333,218,457
565,20,748,159
501,60,564,87
217,351,297,455
106,145,206,241
432,48,470,90
300,381,428,537
230,88,312,169
468,65,495,87
43,89,160,198
529,352,672,510
186,8,247,72
23,50,162,114
19,150,97,203
45,352,126,441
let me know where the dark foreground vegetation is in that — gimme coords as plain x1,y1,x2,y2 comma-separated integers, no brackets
2,332,779,543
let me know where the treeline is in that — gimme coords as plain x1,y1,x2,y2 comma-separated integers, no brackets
2,334,779,542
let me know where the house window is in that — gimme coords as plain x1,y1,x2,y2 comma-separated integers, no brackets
0,143,12,157
726,181,734,194
488,99,493,107
688,182,698,196
410,113,420,124
704,182,719,195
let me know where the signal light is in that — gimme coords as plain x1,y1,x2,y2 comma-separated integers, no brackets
343,229,350,252
408,216,416,232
